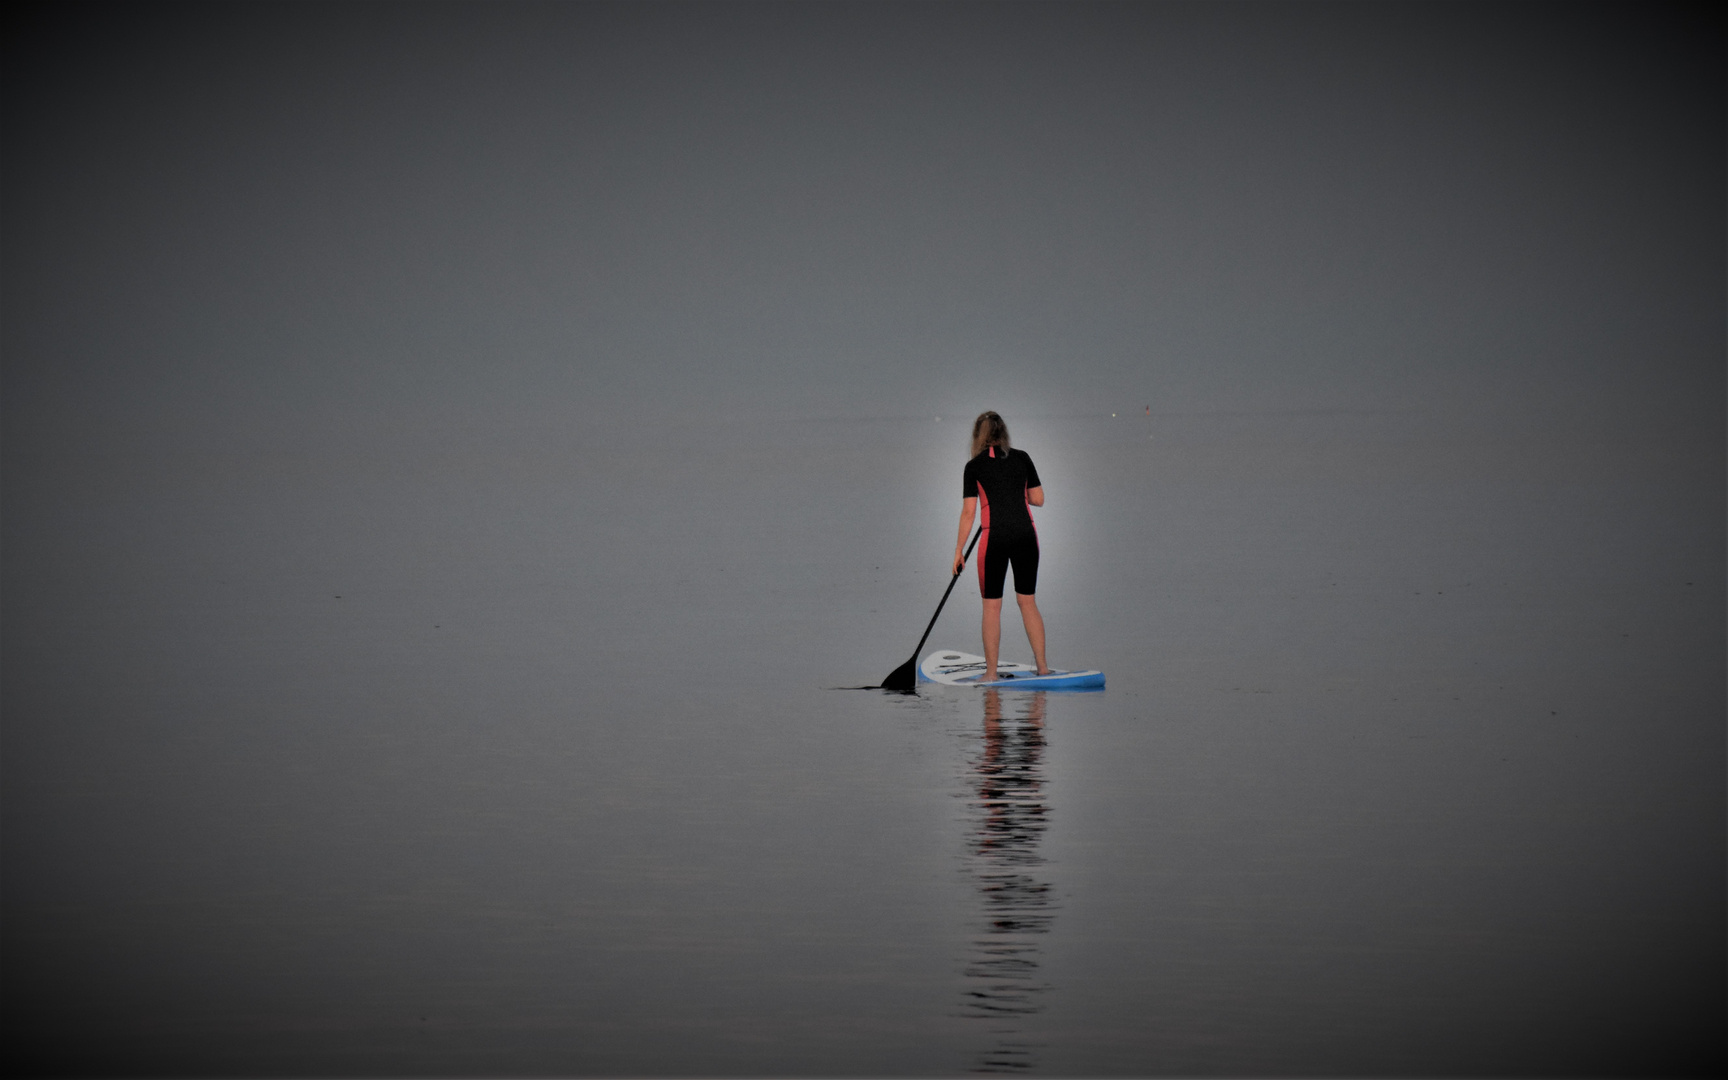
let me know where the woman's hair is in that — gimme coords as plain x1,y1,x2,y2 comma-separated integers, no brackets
970,411,1011,458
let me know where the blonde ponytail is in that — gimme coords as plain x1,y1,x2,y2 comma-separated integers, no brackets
970,411,1011,458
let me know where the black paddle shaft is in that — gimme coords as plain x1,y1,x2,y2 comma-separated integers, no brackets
881,526,982,692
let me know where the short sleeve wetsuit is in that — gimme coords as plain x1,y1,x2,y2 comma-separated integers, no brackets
962,446,1042,599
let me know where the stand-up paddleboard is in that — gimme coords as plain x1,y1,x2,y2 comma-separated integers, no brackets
919,650,1104,690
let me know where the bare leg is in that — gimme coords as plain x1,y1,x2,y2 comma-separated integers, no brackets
1016,593,1049,674
981,598,1003,680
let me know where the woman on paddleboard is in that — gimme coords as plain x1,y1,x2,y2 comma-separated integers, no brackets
953,411,1051,682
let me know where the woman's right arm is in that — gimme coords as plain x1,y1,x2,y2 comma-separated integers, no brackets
953,497,977,575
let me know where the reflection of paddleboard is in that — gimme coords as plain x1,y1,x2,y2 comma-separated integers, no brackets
919,650,1105,690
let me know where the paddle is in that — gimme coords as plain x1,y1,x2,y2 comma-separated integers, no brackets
881,526,982,692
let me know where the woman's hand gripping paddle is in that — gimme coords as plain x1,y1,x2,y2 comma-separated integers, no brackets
881,527,982,692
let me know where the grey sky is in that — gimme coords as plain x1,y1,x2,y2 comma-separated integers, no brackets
5,1,1721,445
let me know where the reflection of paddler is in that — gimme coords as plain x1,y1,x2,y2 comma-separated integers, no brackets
982,688,1047,728
951,412,1052,683
974,690,1048,860
962,684,1055,1063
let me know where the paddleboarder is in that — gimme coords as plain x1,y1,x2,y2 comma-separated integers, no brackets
953,411,1052,682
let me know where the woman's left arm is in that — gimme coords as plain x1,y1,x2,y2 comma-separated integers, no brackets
1026,485,1044,507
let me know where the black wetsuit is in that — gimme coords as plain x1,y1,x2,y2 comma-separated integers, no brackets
962,446,1042,599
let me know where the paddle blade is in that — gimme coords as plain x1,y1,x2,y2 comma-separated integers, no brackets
881,656,918,693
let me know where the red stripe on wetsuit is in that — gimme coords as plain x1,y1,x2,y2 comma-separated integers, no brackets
975,445,997,592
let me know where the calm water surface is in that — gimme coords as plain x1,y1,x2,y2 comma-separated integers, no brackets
4,413,1722,1075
